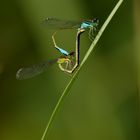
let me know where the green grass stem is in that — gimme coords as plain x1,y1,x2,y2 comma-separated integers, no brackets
41,0,123,139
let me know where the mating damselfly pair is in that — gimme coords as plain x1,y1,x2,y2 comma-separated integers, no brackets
16,17,99,80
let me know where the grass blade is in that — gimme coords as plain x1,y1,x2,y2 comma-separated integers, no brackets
41,0,123,139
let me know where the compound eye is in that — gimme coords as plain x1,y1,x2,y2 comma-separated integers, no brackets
92,18,99,24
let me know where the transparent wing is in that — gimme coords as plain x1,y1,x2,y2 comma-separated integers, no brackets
43,17,81,29
16,59,57,80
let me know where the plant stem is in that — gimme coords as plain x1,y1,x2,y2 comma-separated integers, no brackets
41,0,123,139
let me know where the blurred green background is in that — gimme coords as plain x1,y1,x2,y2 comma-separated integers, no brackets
0,0,139,140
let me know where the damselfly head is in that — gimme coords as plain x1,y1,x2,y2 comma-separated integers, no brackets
91,18,99,27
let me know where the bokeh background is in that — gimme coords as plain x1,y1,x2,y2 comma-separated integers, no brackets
0,0,139,140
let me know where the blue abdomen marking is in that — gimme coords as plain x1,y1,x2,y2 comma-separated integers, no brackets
80,22,92,29
55,46,69,56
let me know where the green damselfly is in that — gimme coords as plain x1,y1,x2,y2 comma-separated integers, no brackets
43,17,99,55
16,51,75,80
16,29,85,79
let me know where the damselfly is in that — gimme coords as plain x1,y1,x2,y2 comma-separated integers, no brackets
16,51,75,80
16,29,85,79
43,17,99,55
